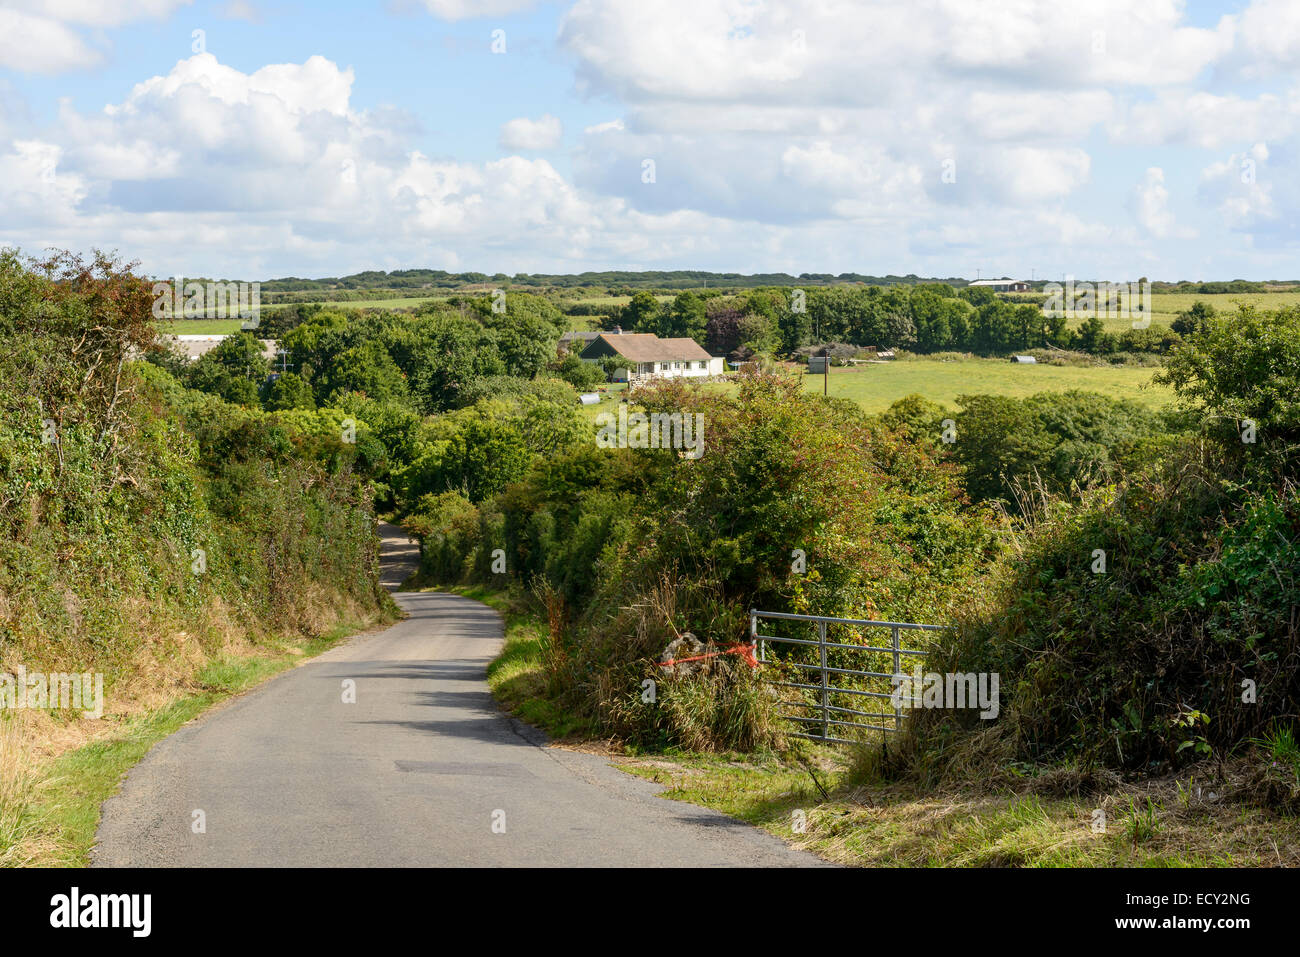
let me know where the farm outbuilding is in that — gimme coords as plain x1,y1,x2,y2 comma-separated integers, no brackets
968,279,1031,292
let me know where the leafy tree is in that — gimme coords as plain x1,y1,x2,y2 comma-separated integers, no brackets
736,312,778,353
549,352,606,391
1157,304,1300,451
186,332,268,406
705,304,744,355
261,372,316,411
1171,300,1216,337
1076,314,1107,353
457,375,577,408
622,291,660,332
403,314,505,412
399,413,532,504
952,390,1159,506
478,293,562,378
598,355,635,379
315,339,409,405
659,291,707,342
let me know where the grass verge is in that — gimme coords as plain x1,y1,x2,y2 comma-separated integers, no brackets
618,751,1300,867
457,585,1300,866
433,584,594,739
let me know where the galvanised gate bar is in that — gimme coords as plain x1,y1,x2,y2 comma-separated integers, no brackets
749,609,946,744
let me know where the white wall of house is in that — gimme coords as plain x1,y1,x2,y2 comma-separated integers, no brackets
643,359,714,379
583,356,719,381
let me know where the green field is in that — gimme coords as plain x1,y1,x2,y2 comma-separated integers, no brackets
1147,291,1300,324
801,357,1171,411
159,319,252,334
312,295,445,310
1046,291,1300,334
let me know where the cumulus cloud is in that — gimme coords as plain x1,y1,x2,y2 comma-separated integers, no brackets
1199,144,1278,231
0,139,89,227
1238,0,1300,72
0,0,193,73
1112,89,1300,149
499,114,563,151
559,0,1233,105
0,53,740,276
0,9,101,73
5,0,1300,279
1133,167,1195,239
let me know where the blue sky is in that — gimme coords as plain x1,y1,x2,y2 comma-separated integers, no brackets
0,0,1296,281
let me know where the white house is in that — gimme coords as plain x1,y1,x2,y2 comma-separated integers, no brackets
578,332,723,386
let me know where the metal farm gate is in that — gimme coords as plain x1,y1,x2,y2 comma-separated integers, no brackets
749,609,946,744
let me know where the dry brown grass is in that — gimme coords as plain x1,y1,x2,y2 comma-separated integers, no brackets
0,717,54,867
623,749,1300,867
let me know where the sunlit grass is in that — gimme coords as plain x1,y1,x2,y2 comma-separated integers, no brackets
801,357,1171,412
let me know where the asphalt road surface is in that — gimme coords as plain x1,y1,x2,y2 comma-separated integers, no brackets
93,522,823,867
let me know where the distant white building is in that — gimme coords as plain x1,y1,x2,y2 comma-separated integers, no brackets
579,332,723,386
160,334,279,363
968,279,1031,292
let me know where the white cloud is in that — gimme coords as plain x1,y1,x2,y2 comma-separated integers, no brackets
1199,144,1278,231
1113,88,1300,149
5,0,192,28
0,140,88,226
1238,0,1300,71
0,49,1141,280
418,0,536,20
219,0,261,22
0,9,100,73
0,0,193,73
964,91,1114,141
559,0,1234,107
583,118,624,135
1133,167,1195,238
995,148,1093,204
499,114,563,151
6,3,1300,279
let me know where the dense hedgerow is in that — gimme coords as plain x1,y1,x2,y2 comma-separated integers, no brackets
0,250,393,694
409,371,1001,748
894,306,1300,780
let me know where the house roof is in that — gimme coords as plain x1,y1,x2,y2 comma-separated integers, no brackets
968,279,1028,287
581,333,712,363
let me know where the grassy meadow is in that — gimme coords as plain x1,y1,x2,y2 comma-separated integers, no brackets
800,357,1171,412
158,318,250,334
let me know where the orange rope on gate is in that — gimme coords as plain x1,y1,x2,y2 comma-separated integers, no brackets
658,643,758,669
